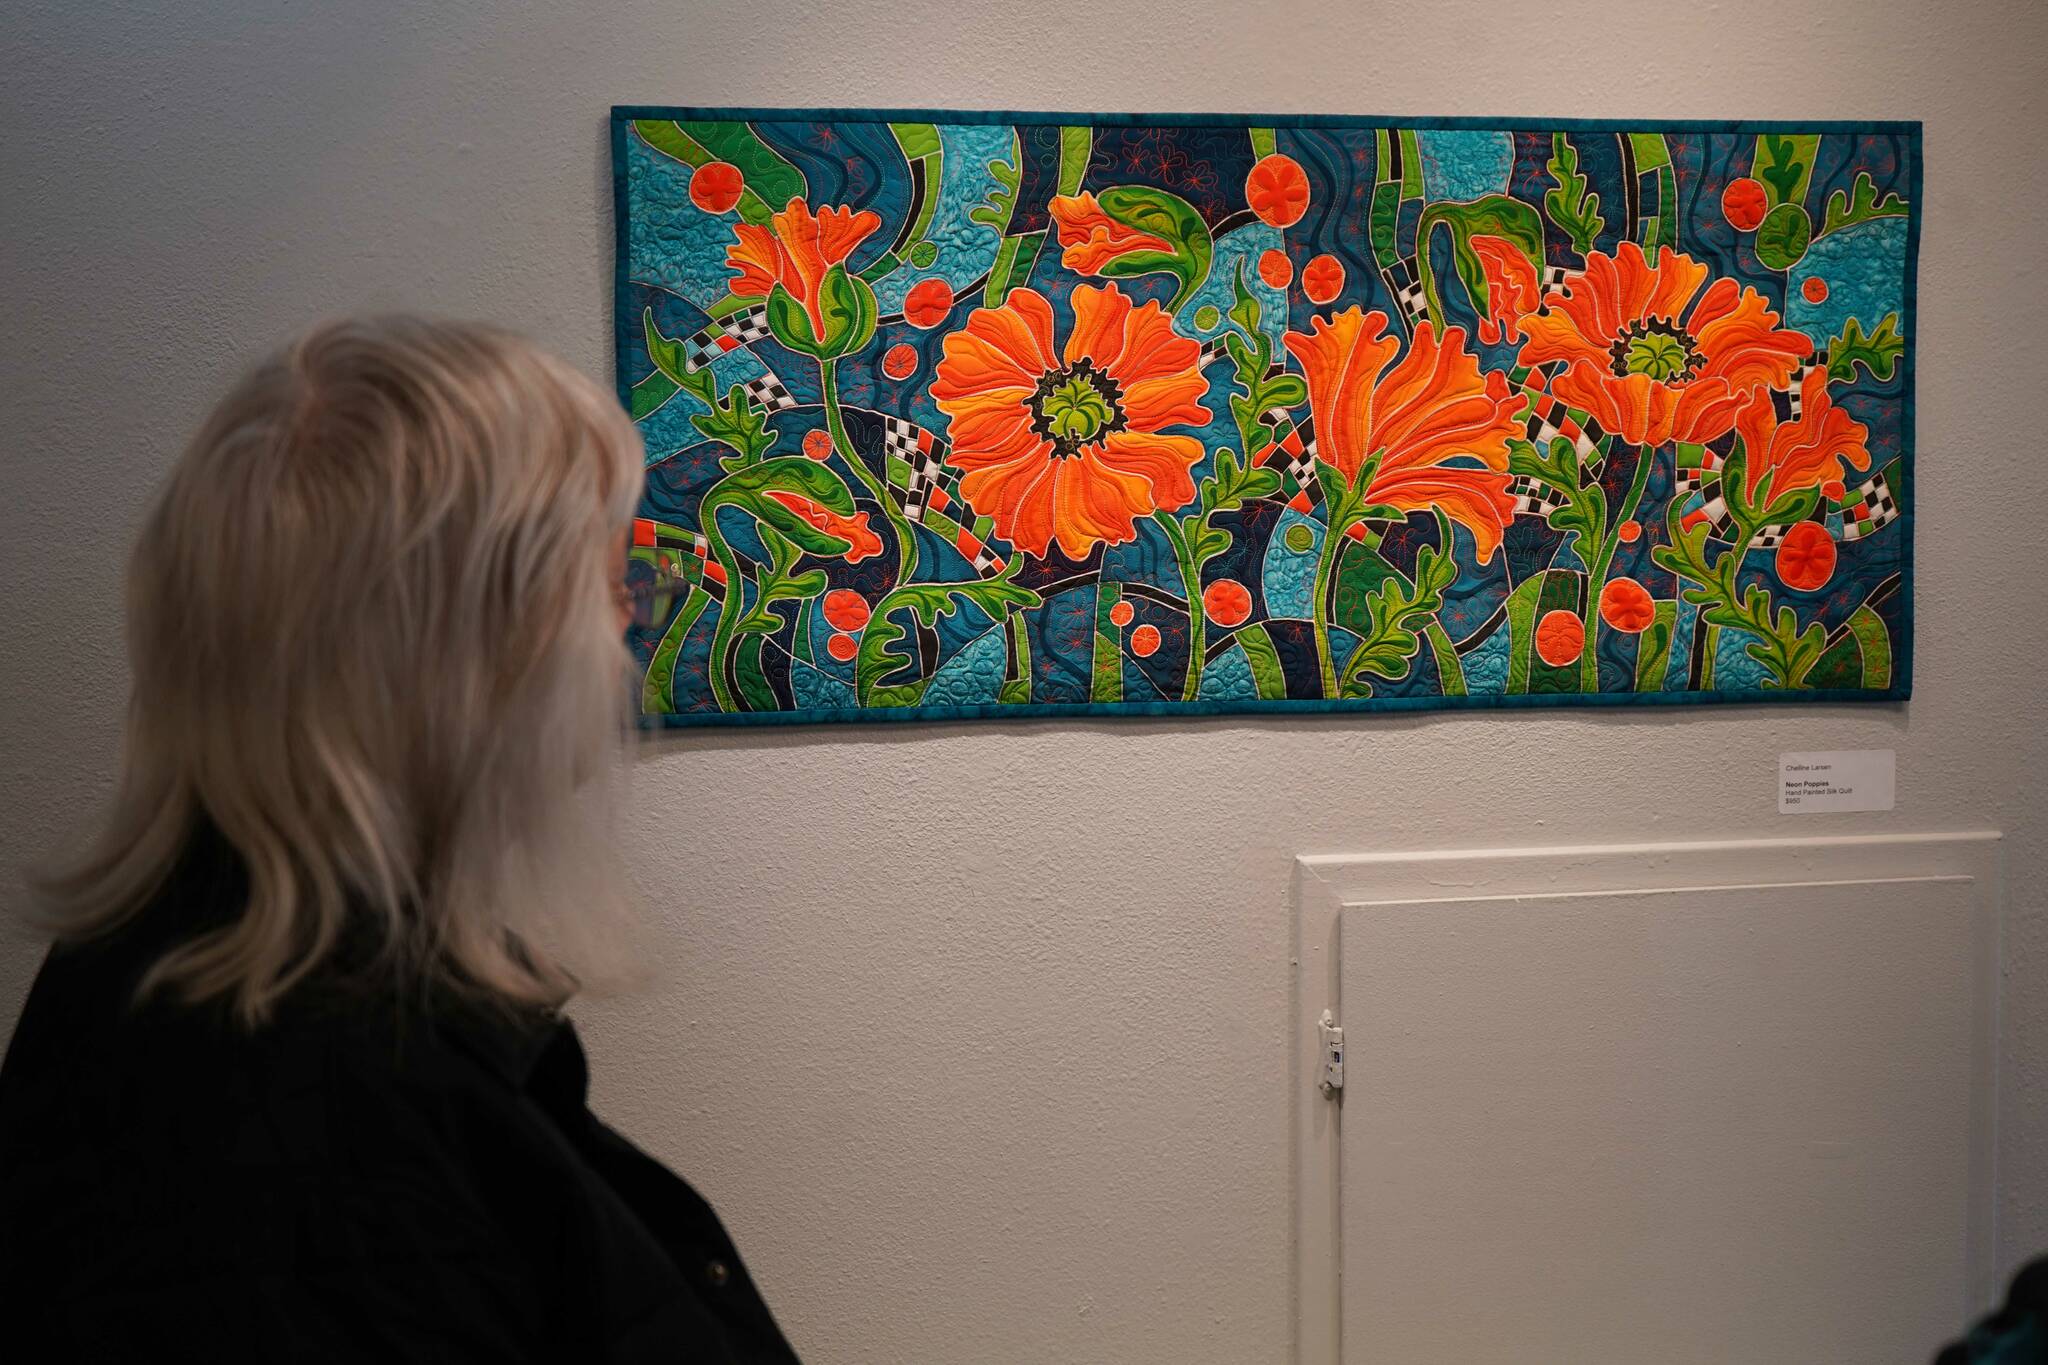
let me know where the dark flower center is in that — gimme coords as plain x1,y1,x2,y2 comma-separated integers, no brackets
1609,319,1705,383
1030,358,1128,457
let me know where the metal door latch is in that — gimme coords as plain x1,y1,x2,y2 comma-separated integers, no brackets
1318,1009,1344,1096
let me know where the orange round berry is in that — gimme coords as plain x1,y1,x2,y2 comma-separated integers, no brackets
1535,609,1585,667
1109,600,1135,628
881,343,918,380
1130,624,1161,658
1617,519,1642,544
821,588,870,632
903,278,956,329
1257,249,1293,290
1801,276,1830,304
1302,254,1345,305
825,631,860,662
1203,578,1253,627
1245,154,1311,229
802,429,835,461
1721,177,1768,232
689,162,746,214
1598,578,1657,634
1775,522,1837,592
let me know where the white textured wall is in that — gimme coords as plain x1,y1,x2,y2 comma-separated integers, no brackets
4,2,2044,1360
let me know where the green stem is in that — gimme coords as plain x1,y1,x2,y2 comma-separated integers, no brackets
1425,621,1467,696
1311,516,1348,698
704,520,747,713
1698,527,1756,688
820,360,918,584
641,585,712,714
1580,442,1658,693
1155,510,1206,702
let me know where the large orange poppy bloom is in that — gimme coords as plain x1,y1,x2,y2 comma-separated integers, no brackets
929,283,1212,560
726,197,882,339
1281,310,1525,564
1734,368,1871,501
1477,239,1813,448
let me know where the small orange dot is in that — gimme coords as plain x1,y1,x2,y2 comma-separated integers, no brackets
826,632,859,661
1598,578,1657,634
1203,578,1253,627
1801,276,1830,304
1302,254,1345,305
1130,624,1161,657
1257,249,1293,290
903,278,956,329
1245,154,1311,229
821,588,870,632
1535,609,1585,667
1109,600,1135,627
1775,522,1837,592
689,162,745,214
802,429,835,461
881,343,918,380
1617,519,1642,544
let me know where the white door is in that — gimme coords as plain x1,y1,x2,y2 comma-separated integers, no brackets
1293,836,2000,1365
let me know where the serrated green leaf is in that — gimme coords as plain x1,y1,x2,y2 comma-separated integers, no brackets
1543,132,1605,257
1826,313,1905,384
1820,171,1909,237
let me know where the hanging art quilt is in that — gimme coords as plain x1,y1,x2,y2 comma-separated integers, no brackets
612,109,1918,725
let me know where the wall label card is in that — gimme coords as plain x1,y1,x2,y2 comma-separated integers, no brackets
613,108,1919,727
1779,749,1897,814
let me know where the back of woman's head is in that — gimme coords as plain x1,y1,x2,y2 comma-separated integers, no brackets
34,316,644,1024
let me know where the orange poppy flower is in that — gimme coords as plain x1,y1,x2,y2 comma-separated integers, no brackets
1476,239,1814,448
1280,309,1525,564
726,197,883,340
929,283,1213,560
1733,368,1872,501
762,490,883,563
1048,193,1174,275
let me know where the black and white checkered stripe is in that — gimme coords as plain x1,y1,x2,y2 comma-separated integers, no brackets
1506,474,1572,520
680,305,773,372
1388,256,1428,327
884,417,952,524
740,373,799,413
1840,472,1900,542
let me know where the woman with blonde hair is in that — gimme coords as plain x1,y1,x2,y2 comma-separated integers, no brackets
0,318,799,1362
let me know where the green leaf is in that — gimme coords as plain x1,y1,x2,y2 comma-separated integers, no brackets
1754,203,1813,271
1337,544,1459,694
703,458,863,559
1825,312,1906,384
1819,171,1908,237
1754,133,1817,207
1227,259,1264,338
854,575,1043,706
969,139,1022,232
1070,184,1214,312
1507,437,1606,551
1415,195,1546,330
1543,133,1605,257
1650,515,1824,689
645,312,777,469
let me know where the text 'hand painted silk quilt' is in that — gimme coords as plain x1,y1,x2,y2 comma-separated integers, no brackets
613,109,1918,726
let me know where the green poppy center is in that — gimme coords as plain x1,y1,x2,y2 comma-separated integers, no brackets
1031,359,1128,457
1609,320,1704,383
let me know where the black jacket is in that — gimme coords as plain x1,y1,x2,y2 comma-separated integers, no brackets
0,839,800,1363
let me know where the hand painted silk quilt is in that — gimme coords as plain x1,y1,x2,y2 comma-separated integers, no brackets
613,109,1917,725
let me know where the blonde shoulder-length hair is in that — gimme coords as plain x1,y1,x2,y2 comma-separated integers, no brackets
33,316,644,1024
